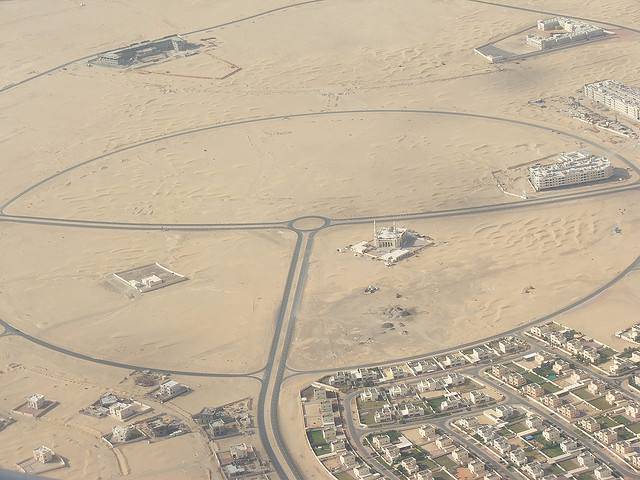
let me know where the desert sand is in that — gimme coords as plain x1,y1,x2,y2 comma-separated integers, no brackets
1,0,640,478
290,191,640,370
0,223,295,373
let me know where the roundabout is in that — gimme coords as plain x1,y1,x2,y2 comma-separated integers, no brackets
2,109,638,227
1,1,640,479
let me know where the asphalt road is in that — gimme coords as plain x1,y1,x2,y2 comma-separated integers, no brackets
288,255,640,376
466,0,640,35
341,358,639,479
481,371,639,478
0,0,327,95
2,109,638,217
1,2,640,479
0,318,262,379
0,109,638,479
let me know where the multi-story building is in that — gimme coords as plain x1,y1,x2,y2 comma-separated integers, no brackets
527,17,605,51
584,80,640,122
543,426,561,443
526,415,543,430
529,151,614,191
384,445,401,463
594,428,618,445
579,417,600,433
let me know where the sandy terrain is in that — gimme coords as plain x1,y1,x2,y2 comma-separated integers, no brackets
1,0,639,217
290,191,640,370
0,333,262,480
8,112,619,224
554,269,640,352
0,223,295,373
1,0,640,478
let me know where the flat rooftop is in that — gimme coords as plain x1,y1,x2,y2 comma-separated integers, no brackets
529,151,611,179
585,80,640,107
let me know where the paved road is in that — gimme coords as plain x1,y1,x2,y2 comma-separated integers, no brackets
1,2,639,478
0,318,262,379
466,0,640,35
341,359,637,479
0,214,288,232
482,371,638,478
2,109,638,217
0,0,326,95
287,255,640,376
257,230,314,480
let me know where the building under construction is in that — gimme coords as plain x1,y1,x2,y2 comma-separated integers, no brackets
526,17,605,51
528,151,614,191
584,80,640,122
94,35,198,68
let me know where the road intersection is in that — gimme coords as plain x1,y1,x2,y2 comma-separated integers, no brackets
1,1,639,479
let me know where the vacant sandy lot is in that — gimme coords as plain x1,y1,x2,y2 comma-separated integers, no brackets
8,112,617,224
2,0,639,219
290,191,640,370
0,223,295,373
2,0,640,479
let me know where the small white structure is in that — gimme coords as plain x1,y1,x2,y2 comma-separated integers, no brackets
374,224,410,249
27,394,47,410
159,380,188,397
141,274,163,288
230,443,250,460
111,424,138,443
33,446,54,464
110,402,135,421
340,452,357,467
418,424,436,439
577,452,596,468
529,151,614,191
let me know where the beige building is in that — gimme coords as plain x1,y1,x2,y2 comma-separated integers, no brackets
584,80,640,122
529,151,614,191
33,446,55,464
373,223,409,249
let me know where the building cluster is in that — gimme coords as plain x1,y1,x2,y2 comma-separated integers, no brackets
528,151,614,191
80,392,151,420
193,398,252,440
102,413,189,447
94,35,197,67
305,322,640,480
526,17,606,51
584,80,640,122
301,386,377,479
214,442,270,479
454,397,620,479
357,372,498,426
529,322,639,376
370,427,494,479
326,336,527,393
488,339,640,475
